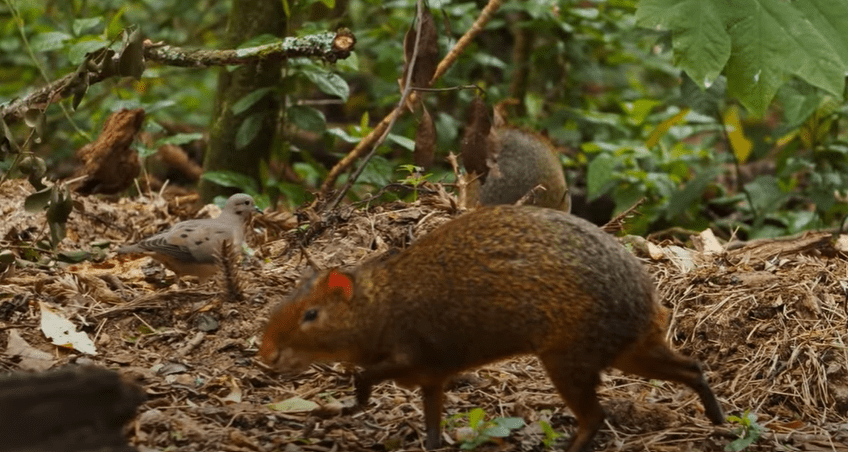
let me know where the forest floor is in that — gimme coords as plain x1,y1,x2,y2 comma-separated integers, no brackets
2,178,848,452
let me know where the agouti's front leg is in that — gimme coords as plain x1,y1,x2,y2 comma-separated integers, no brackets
354,362,449,449
353,373,373,406
421,383,446,449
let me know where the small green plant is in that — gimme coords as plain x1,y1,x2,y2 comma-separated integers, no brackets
396,164,432,202
397,164,431,185
537,419,563,449
725,410,764,451
446,407,524,450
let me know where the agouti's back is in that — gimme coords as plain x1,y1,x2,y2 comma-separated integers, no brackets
260,205,723,452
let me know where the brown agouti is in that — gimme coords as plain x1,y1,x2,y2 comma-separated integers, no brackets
465,127,570,211
260,205,724,452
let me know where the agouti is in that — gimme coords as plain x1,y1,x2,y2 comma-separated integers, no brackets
260,205,724,452
466,128,570,211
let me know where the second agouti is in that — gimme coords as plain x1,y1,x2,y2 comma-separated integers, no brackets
260,205,724,452
464,127,570,211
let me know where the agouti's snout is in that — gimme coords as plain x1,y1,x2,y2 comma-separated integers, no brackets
260,205,723,451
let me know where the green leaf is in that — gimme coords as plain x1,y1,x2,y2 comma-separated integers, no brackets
387,133,415,151
30,32,72,52
621,99,662,126
106,7,128,38
467,408,485,429
68,37,110,65
304,69,349,101
794,0,848,68
723,0,843,115
645,107,689,149
482,425,510,438
680,73,725,118
775,81,820,128
642,0,847,115
24,188,52,213
293,162,323,186
277,182,311,208
288,105,327,133
57,250,91,263
495,417,524,430
46,187,73,225
49,222,67,248
586,153,617,201
759,0,845,96
235,113,264,149
267,396,319,413
232,87,273,116
666,167,721,219
73,17,103,36
0,250,15,264
744,175,787,214
201,170,260,194
637,0,730,88
155,133,203,147
326,127,360,143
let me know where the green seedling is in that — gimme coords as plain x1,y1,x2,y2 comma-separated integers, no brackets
725,410,764,451
446,407,524,450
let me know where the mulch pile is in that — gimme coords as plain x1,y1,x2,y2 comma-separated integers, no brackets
1,177,847,451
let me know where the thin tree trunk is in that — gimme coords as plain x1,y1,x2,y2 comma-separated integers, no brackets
200,0,286,201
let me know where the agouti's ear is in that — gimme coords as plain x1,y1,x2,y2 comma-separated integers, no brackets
326,269,354,301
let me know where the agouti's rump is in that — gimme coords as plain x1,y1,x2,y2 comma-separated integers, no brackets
260,205,723,452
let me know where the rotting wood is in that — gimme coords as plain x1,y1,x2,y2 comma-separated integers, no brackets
0,365,145,452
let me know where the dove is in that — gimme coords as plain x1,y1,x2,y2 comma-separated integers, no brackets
118,193,261,283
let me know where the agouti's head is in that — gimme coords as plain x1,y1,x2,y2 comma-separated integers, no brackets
260,269,358,373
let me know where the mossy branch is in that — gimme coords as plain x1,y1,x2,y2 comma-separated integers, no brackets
0,29,356,126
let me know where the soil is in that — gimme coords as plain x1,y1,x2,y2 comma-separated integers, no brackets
2,178,848,452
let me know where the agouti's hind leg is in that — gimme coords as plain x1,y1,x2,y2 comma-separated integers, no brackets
613,338,724,425
540,352,605,452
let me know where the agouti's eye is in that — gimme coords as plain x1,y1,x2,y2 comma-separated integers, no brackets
303,309,318,322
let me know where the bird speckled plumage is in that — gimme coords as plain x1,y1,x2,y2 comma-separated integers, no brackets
117,193,260,282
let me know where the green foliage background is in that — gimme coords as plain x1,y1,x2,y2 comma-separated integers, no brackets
1,0,847,239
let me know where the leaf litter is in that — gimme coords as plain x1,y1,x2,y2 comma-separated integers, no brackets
1,177,847,451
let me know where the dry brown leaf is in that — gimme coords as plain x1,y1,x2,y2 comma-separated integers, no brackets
460,95,493,181
413,105,436,169
401,4,438,91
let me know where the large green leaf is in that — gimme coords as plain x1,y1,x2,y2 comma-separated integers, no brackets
72,17,103,36
756,0,844,97
232,87,273,116
201,170,260,194
586,153,617,201
288,105,326,133
235,113,263,150
638,0,847,116
636,0,730,88
793,0,848,69
30,32,72,52
303,69,349,101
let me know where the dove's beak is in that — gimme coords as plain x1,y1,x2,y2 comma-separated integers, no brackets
254,206,263,214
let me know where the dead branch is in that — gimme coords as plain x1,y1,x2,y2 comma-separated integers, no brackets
318,0,506,198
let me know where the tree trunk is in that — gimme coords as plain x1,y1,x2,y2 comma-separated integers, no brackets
200,0,286,201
